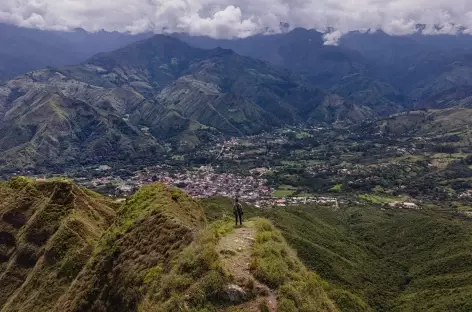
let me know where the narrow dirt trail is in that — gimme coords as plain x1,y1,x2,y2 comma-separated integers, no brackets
217,222,277,312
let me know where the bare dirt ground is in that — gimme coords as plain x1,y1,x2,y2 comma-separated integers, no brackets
217,222,277,312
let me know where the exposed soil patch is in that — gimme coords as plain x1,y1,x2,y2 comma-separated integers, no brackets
0,232,15,246
2,211,27,228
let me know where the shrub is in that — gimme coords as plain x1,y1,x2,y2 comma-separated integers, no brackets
171,190,181,201
330,184,342,192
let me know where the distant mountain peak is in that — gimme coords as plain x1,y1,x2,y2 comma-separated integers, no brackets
208,46,235,56
72,27,87,33
279,22,291,33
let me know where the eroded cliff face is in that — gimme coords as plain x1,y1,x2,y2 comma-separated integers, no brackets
0,179,208,312
0,178,116,312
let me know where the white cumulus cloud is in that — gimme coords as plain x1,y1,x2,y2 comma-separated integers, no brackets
1,0,472,41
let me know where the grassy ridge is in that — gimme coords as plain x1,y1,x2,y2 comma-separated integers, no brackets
0,180,217,312
2,180,347,312
201,198,472,311
3,180,472,312
55,183,206,312
140,216,342,312
251,218,339,312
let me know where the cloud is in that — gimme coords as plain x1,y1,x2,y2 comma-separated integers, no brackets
323,30,344,46
1,0,472,42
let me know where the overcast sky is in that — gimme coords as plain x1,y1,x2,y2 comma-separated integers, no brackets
1,0,471,43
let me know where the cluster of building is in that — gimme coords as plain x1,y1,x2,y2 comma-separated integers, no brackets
74,164,345,208
386,201,419,209
155,166,272,200
253,196,339,208
459,190,472,199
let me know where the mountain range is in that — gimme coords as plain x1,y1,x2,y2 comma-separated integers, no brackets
176,29,472,112
0,23,153,83
0,33,374,172
4,25,472,171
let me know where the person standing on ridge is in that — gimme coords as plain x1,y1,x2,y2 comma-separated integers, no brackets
233,198,243,226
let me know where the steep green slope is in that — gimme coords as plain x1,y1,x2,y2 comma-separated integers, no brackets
363,108,472,138
0,90,160,171
251,218,340,312
417,86,472,109
55,183,206,312
0,180,212,312
5,179,470,311
138,216,340,312
96,38,373,135
409,56,472,100
202,199,472,311
0,177,116,312
331,73,405,115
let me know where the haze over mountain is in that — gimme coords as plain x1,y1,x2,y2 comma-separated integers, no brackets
176,28,472,111
0,23,152,81
5,23,472,112
3,0,472,42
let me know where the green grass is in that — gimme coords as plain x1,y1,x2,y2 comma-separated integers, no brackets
4,181,472,312
456,205,472,211
55,183,207,312
141,219,233,311
245,148,266,155
331,184,342,192
296,131,312,139
0,179,116,312
272,189,296,197
431,153,468,159
260,206,376,311
298,193,315,197
251,218,339,312
272,185,297,198
358,193,404,204
237,139,252,147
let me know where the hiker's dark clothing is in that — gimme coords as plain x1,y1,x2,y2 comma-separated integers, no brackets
233,202,243,225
